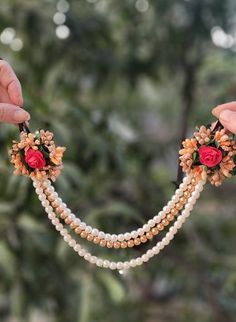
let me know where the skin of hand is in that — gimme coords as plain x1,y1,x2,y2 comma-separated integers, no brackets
0,59,30,124
212,102,236,134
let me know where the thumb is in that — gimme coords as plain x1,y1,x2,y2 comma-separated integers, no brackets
0,103,30,124
219,109,236,134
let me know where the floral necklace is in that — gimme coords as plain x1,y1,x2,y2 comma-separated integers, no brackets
9,120,236,272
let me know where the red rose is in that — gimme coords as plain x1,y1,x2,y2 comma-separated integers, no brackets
25,148,46,169
198,145,222,167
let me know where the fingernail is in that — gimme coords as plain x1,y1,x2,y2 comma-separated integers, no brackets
212,105,220,116
219,109,233,123
13,110,30,123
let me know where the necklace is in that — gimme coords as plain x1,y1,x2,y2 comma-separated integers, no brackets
9,120,236,272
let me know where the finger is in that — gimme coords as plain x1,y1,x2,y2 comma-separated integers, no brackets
212,101,236,118
0,60,23,106
218,109,236,134
0,103,30,124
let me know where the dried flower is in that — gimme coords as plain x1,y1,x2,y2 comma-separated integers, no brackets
180,122,236,186
10,129,66,181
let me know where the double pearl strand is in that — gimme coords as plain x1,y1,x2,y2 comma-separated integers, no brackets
32,175,206,271
34,174,196,249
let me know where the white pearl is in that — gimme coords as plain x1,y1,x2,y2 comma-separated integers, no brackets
169,226,177,234
74,244,81,252
84,253,91,261
98,232,106,239
35,188,41,194
137,228,144,236
123,262,130,270
103,260,110,268
92,228,99,236
42,200,50,207
124,232,131,240
109,262,117,270
90,256,97,264
143,224,150,232
48,213,56,220
74,218,81,226
64,235,72,243
105,233,111,241
142,254,149,262
131,231,138,239
79,249,86,257
111,234,117,242
60,229,67,236
52,218,59,226
130,259,136,267
55,224,63,231
152,246,160,255
80,222,86,230
135,258,143,266
85,226,92,234
117,262,124,270
118,234,124,242
148,219,155,228
69,240,76,247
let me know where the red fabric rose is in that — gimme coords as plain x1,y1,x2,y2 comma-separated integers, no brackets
25,148,46,169
199,145,222,167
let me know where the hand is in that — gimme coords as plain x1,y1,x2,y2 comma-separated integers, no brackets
0,59,30,124
212,102,236,134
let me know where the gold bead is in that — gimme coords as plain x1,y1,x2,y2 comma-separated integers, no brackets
99,239,106,247
140,235,147,243
75,227,82,234
127,240,134,248
162,218,169,226
183,191,189,197
64,217,72,225
48,195,55,202
106,241,113,248
93,237,100,244
167,213,174,221
60,211,68,219
51,200,60,208
80,231,88,238
114,241,121,249
171,208,177,215
175,202,182,210
70,221,78,229
179,197,185,203
191,178,196,184
134,238,141,245
157,223,164,231
187,184,193,191
121,241,128,248
55,206,64,214
146,231,153,240
151,227,159,235
87,234,94,241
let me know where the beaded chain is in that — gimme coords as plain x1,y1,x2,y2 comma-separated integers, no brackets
8,120,236,271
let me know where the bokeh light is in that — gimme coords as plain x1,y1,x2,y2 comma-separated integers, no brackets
135,0,149,13
57,0,70,13
10,38,23,51
211,26,234,49
0,27,15,44
53,12,66,25
55,24,70,39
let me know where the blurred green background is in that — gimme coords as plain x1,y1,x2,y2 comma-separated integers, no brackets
1,0,236,321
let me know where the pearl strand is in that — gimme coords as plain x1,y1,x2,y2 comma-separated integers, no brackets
34,174,195,243
33,178,205,270
43,180,195,249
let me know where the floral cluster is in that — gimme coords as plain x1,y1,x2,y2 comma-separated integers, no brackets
9,130,66,181
179,123,236,186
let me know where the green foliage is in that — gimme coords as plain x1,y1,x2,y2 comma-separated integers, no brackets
1,0,236,321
